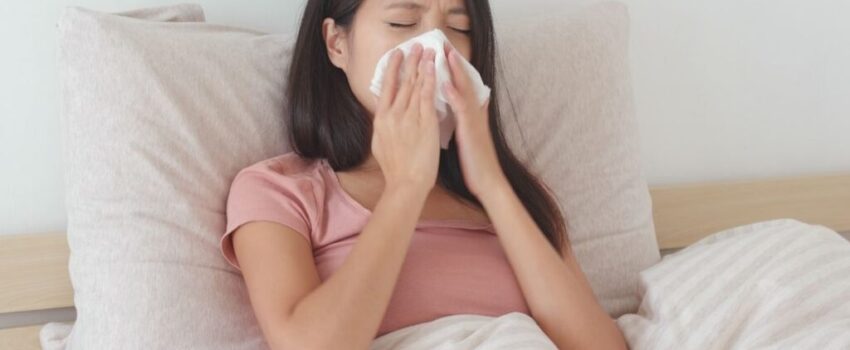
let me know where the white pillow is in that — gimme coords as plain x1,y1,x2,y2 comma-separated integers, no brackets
52,4,290,349
494,2,659,316
48,1,658,348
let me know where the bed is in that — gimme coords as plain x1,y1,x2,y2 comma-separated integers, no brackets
2,173,848,349
7,2,850,348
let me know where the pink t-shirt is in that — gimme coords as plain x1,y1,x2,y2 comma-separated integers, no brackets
220,151,530,336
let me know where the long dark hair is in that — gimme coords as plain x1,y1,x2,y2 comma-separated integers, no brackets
287,0,567,255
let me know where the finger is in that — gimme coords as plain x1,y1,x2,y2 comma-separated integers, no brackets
378,48,404,112
408,48,434,117
446,47,475,101
393,43,424,112
442,80,469,119
419,50,438,122
443,40,453,58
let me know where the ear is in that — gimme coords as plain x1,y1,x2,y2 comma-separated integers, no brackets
322,18,348,72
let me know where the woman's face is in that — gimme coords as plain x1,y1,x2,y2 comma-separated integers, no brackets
323,0,473,117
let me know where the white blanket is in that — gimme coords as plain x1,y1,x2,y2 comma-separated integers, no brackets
44,219,850,349
371,312,557,350
371,219,850,350
617,218,850,349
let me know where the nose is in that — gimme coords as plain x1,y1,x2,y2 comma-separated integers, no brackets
405,28,459,60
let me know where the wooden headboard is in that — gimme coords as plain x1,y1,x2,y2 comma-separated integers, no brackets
652,173,850,250
1,173,849,348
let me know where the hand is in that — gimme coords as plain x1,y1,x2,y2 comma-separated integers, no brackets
441,43,507,197
371,43,441,193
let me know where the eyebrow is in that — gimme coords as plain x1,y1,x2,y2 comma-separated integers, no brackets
383,1,468,15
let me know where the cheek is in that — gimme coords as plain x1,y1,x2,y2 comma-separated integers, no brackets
352,36,409,104
345,51,387,116
450,39,473,62
458,47,473,62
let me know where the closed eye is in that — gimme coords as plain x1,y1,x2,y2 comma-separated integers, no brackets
388,22,470,35
388,22,416,28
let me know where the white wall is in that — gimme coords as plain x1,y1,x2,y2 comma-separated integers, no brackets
623,0,850,185
2,0,849,236
0,0,306,236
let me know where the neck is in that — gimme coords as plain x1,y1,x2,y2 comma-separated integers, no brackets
356,153,382,173
349,153,443,194
327,153,381,175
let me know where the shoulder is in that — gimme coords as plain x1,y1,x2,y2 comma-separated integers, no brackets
226,151,329,207
221,151,326,269
223,151,327,240
229,151,330,197
235,151,325,182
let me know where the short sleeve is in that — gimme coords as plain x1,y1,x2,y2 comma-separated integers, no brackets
220,168,315,271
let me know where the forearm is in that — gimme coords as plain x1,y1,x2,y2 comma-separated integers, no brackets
479,180,627,350
281,184,428,350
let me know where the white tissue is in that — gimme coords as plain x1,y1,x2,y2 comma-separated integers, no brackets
369,28,491,149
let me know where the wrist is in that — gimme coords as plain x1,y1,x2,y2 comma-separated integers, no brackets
383,181,431,203
478,176,513,207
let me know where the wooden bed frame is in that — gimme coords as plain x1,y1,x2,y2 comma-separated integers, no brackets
2,173,848,349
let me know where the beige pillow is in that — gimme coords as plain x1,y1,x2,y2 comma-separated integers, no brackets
48,1,657,348
495,2,660,317
51,4,290,349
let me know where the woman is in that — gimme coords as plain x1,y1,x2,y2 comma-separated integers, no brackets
220,0,627,349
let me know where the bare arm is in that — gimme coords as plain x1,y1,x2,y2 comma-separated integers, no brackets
235,40,440,350
233,184,428,350
478,179,628,350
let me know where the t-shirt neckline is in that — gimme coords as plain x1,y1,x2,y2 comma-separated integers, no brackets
319,158,495,231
